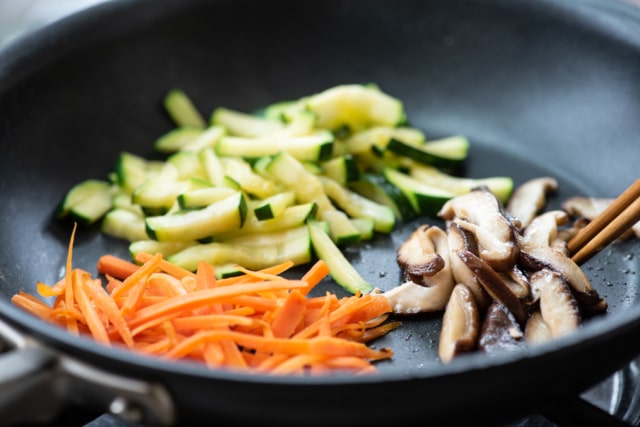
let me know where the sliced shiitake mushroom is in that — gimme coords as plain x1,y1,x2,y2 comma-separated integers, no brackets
478,300,526,354
520,210,571,256
518,209,606,312
524,310,553,344
563,196,640,239
385,225,454,313
396,224,446,284
456,249,528,325
438,186,519,271
519,246,606,311
447,221,491,310
529,269,582,339
498,264,531,301
438,283,480,363
506,177,558,230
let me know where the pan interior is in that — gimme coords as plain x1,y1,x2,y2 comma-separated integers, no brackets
0,0,640,379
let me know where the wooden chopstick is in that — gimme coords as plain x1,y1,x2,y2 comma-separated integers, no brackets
568,178,640,265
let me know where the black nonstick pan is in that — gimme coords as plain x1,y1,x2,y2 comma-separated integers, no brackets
1,0,640,425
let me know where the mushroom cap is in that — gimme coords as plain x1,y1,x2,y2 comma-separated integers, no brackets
438,187,519,271
506,176,558,230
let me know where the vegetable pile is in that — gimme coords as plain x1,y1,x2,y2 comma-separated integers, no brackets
12,226,398,375
55,84,513,294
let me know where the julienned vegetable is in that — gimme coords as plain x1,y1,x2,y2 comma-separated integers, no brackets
12,227,399,375
56,83,514,294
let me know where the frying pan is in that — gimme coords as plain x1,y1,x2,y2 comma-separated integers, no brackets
1,0,640,425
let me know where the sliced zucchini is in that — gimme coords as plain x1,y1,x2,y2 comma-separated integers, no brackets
163,89,206,128
350,217,375,241
115,151,165,194
145,192,247,241
383,168,456,217
307,219,372,294
320,176,395,233
409,164,514,204
101,208,148,241
199,147,226,186
305,84,406,131
129,239,197,259
216,130,334,163
264,151,332,212
270,110,317,137
344,126,425,155
56,179,116,225
265,151,357,244
211,106,284,137
321,209,362,246
180,125,226,152
168,226,312,271
386,135,470,168
131,166,188,215
348,173,417,221
221,157,283,199
252,190,296,220
219,202,317,239
320,154,360,185
111,191,144,216
262,99,308,122
167,150,207,180
177,186,239,209
154,127,204,153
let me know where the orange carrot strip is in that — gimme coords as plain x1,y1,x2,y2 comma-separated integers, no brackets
131,309,192,337
271,290,307,338
127,280,307,329
299,260,331,295
147,273,188,297
358,321,402,343
72,269,110,345
232,260,295,282
172,314,254,333
293,294,373,339
97,254,140,280
105,275,123,294
215,261,297,287
323,356,377,374
223,295,279,312
254,353,289,373
37,279,65,298
50,306,86,323
181,276,198,293
81,276,134,348
196,261,217,290
307,336,392,360
135,252,195,280
135,338,172,355
165,331,392,362
269,354,325,375
165,330,309,359
120,277,148,317
219,340,248,370
11,292,55,321
202,343,225,367
64,223,79,335
110,253,163,299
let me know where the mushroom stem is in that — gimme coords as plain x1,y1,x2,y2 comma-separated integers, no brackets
438,283,480,363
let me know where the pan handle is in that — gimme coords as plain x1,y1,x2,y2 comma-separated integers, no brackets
0,317,176,426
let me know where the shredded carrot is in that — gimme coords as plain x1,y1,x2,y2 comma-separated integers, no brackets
11,236,399,375
97,254,140,280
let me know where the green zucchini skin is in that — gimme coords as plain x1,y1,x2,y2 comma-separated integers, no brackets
308,219,373,295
